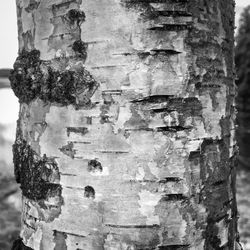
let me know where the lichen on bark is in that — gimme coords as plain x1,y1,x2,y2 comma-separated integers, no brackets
13,137,61,201
9,49,99,107
13,121,63,221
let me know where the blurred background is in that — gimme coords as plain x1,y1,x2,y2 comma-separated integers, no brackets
0,2,21,249
0,1,250,249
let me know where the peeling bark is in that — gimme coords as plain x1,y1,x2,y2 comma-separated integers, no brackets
11,0,236,249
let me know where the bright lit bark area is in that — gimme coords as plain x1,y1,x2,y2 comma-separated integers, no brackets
11,0,237,249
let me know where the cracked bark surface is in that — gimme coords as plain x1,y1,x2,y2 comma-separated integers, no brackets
11,0,237,249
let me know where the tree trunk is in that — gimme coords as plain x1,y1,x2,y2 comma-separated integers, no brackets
11,0,237,249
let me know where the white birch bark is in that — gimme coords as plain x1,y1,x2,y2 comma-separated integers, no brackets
11,0,237,249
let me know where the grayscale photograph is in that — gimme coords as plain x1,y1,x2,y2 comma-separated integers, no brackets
0,0,250,249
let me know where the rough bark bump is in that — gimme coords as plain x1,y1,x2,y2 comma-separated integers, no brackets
9,49,99,107
84,186,95,199
87,159,103,173
66,9,86,26
72,40,88,61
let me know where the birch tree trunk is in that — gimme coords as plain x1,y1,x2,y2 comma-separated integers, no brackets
11,0,237,249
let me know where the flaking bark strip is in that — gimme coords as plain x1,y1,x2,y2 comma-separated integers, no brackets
131,49,182,60
131,95,174,103
66,127,88,137
121,0,188,10
151,97,202,115
161,194,188,202
53,230,87,238
150,49,182,55
158,177,182,183
155,10,192,17
147,23,192,31
121,0,189,20
131,96,202,116
158,245,190,250
131,96,202,130
156,126,190,132
11,237,34,250
104,224,160,229
9,49,99,107
59,142,76,158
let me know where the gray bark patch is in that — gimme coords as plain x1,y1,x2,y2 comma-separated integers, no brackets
53,231,67,250
67,127,89,137
59,142,76,159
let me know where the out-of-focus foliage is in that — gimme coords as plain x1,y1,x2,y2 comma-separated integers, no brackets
0,124,21,250
235,5,250,95
235,6,250,250
235,6,250,167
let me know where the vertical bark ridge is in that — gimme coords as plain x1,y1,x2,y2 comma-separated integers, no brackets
185,1,236,249
12,0,236,249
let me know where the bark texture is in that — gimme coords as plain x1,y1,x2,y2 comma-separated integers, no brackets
11,0,236,249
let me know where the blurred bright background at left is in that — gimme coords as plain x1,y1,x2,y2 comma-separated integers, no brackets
0,89,19,140
0,1,18,68
0,0,19,140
